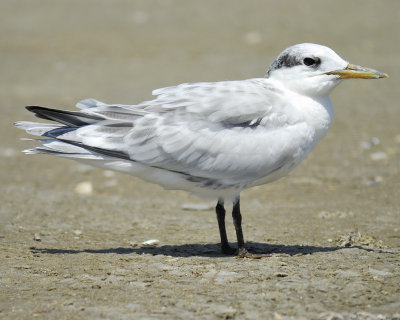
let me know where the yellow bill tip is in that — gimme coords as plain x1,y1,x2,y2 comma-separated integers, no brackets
326,63,388,79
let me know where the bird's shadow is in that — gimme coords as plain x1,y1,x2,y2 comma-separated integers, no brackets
29,242,383,258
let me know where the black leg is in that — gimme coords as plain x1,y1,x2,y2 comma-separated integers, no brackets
232,196,270,259
216,199,235,255
232,197,248,257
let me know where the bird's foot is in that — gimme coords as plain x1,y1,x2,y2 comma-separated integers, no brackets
236,247,271,259
221,244,271,258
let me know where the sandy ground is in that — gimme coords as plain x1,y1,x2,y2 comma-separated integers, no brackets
1,1,400,319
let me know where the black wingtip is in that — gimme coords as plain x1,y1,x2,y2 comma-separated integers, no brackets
26,106,42,112
25,106,57,122
24,105,102,127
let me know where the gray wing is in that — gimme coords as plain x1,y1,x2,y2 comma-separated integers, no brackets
16,79,312,186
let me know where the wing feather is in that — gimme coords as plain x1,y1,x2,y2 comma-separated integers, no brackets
72,79,310,183
18,78,313,188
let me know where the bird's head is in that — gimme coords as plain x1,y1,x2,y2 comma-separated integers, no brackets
266,43,388,97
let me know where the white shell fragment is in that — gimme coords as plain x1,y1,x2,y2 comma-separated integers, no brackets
141,239,160,246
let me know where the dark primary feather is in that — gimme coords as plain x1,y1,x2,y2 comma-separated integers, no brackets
26,106,102,127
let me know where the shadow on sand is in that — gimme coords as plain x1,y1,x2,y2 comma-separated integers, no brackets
30,242,379,258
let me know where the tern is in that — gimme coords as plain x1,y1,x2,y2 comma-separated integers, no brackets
15,43,387,258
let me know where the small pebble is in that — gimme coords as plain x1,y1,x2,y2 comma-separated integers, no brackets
371,137,380,146
73,230,82,236
141,239,159,246
360,137,380,150
370,151,388,161
275,272,288,278
365,180,379,187
74,181,93,195
33,233,41,241
365,176,383,187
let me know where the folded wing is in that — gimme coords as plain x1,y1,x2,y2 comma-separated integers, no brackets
16,79,312,188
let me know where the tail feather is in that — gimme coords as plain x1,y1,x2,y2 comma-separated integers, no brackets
14,121,62,136
25,139,108,160
16,102,135,162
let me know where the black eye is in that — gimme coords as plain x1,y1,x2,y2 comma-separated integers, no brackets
303,57,316,66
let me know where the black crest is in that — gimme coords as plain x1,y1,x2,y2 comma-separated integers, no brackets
267,53,302,76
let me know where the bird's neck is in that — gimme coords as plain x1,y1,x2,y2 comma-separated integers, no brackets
302,95,334,142
268,78,334,142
